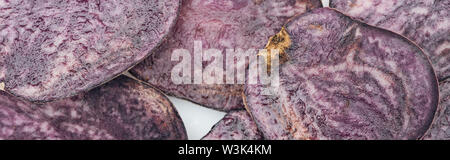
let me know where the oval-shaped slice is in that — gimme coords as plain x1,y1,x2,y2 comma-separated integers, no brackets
0,76,187,140
244,8,439,140
202,110,262,140
423,79,450,140
130,0,322,111
330,0,450,81
0,0,180,102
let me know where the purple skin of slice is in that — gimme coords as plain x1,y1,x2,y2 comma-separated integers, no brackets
0,0,180,102
244,8,439,140
423,78,450,140
0,76,187,140
130,0,322,111
202,110,263,140
330,0,450,81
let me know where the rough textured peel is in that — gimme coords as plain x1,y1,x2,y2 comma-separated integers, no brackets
259,27,292,68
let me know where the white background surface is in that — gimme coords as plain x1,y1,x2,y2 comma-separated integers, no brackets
171,0,330,140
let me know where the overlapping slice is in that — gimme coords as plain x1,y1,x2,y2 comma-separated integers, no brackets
130,0,322,111
244,8,439,139
423,78,450,140
0,76,186,140
202,110,262,140
0,0,180,102
330,0,449,81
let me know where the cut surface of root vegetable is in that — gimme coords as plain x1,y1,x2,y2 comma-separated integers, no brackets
0,0,180,102
0,76,187,140
331,0,450,81
130,0,322,111
245,8,439,140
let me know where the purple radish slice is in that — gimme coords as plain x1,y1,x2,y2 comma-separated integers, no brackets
0,76,187,140
130,0,322,111
0,0,180,102
244,8,439,140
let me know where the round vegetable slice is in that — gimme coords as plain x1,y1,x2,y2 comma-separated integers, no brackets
244,8,439,140
330,0,450,81
202,110,262,140
0,0,180,102
130,0,322,111
0,76,187,140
